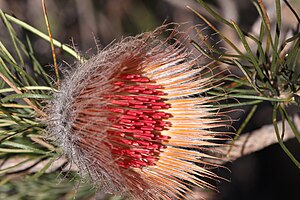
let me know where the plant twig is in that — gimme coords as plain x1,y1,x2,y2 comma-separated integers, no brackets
217,115,299,163
0,72,47,117
42,0,60,87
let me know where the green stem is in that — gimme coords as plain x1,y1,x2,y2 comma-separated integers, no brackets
208,91,289,102
272,103,300,169
279,103,300,143
3,12,84,62
227,104,258,156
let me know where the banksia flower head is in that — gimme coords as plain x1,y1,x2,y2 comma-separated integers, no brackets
48,24,228,199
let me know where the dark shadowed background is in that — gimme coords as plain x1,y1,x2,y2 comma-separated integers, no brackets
1,0,300,199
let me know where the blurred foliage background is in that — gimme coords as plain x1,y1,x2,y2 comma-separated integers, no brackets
0,0,300,200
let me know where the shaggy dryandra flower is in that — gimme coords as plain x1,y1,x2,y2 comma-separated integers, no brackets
48,25,227,199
